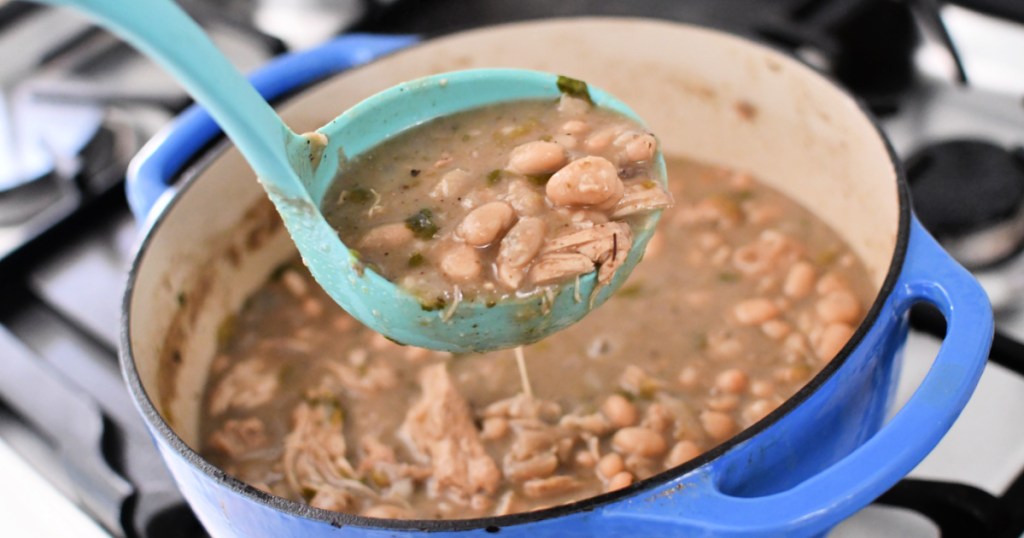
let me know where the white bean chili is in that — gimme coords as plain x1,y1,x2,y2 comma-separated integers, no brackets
198,158,873,519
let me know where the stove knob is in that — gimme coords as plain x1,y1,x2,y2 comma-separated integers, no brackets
906,139,1024,268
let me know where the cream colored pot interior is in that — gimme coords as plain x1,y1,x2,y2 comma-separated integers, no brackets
128,18,899,447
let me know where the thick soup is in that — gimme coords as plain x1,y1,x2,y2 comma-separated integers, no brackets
323,94,671,310
200,158,873,519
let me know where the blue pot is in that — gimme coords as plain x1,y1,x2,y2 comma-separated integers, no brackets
121,20,994,537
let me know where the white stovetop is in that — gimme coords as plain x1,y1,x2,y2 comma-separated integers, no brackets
0,436,108,537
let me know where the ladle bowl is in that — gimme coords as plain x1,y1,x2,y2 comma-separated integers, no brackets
44,0,666,352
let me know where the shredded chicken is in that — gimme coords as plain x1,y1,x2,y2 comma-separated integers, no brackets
400,364,501,504
208,359,279,416
324,360,398,394
530,222,633,285
611,183,674,219
482,393,562,422
522,475,582,499
282,398,368,504
207,417,268,458
527,253,595,286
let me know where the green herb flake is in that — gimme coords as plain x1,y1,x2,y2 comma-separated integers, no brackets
815,248,840,266
410,168,421,177
346,187,373,204
408,252,425,268
526,173,553,186
420,297,447,312
176,292,186,307
369,469,391,487
615,389,637,402
494,120,538,140
301,487,317,502
405,209,439,239
216,315,236,347
694,332,708,351
732,189,755,201
329,405,345,427
638,381,659,400
351,259,365,277
278,364,298,385
718,271,740,283
556,75,593,104
486,169,506,186
617,282,645,298
269,262,292,281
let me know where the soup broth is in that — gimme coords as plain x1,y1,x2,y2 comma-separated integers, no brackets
199,157,873,519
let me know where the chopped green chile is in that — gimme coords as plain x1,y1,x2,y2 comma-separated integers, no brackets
556,75,593,104
199,157,875,520
345,188,374,204
404,209,439,240
526,173,553,186
486,169,505,185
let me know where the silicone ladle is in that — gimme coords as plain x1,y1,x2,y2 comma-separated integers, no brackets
44,0,667,352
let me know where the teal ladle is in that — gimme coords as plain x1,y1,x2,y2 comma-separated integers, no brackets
44,0,668,352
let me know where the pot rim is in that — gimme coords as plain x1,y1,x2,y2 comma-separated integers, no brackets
119,16,912,532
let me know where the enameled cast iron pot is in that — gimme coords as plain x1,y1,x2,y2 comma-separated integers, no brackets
121,19,994,537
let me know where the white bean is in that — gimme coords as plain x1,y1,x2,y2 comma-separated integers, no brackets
430,168,473,200
281,270,308,298
612,427,667,458
606,471,634,492
597,453,625,479
507,141,567,175
816,290,861,324
749,380,776,399
359,222,414,250
742,399,776,425
546,156,624,208
678,366,700,388
815,322,855,361
602,394,639,429
715,368,749,394
481,417,509,440
456,201,517,247
783,261,816,298
665,440,701,468
362,504,412,519
583,126,622,152
575,450,597,468
761,319,792,340
616,132,657,162
645,403,676,434
503,179,546,216
439,243,482,281
816,272,849,295
733,298,780,325
700,410,737,441
561,119,589,135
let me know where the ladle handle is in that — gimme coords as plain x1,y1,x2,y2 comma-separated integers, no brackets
41,0,301,188
126,34,417,225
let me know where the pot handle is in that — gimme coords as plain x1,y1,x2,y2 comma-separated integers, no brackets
125,33,417,226
602,218,993,537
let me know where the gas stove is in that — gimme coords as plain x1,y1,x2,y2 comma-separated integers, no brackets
0,1,1022,537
